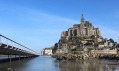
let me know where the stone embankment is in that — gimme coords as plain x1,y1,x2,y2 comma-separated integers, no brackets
91,49,119,60
53,53,90,61
92,53,119,60
53,53,119,61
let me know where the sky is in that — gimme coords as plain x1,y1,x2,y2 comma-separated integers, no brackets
0,0,119,53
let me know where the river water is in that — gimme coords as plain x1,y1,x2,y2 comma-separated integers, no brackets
0,56,119,71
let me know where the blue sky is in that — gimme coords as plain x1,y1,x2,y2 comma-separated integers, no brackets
0,0,119,53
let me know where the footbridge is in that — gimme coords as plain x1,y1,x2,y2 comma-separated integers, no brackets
0,34,39,56
0,34,39,70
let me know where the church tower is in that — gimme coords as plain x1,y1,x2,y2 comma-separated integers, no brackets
81,13,85,24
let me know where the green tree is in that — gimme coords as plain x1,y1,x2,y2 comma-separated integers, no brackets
94,42,99,49
76,37,82,45
52,43,58,54
78,37,84,40
109,38,114,43
91,35,95,39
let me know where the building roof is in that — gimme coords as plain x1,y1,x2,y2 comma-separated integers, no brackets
73,24,80,27
44,48,52,50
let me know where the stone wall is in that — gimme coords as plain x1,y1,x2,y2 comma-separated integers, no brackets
91,49,118,54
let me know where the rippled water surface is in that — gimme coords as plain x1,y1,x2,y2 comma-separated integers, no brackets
0,56,119,71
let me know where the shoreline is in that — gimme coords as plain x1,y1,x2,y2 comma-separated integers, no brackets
52,53,119,62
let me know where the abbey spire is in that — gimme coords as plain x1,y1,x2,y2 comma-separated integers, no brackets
81,13,85,23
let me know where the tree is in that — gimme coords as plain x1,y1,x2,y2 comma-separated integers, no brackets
94,42,99,49
118,44,119,48
52,43,58,54
76,37,82,45
78,37,84,40
109,38,114,43
91,35,95,39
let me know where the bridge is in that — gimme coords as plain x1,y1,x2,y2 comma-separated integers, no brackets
0,34,39,70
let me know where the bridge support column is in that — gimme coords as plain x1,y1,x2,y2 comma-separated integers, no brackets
15,55,16,58
7,55,12,70
8,55,9,59
29,55,31,58
27,55,29,58
23,55,25,59
19,55,20,61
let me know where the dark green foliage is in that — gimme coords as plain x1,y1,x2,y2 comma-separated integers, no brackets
85,42,93,45
75,37,82,45
109,38,114,43
71,48,76,51
77,37,84,40
118,44,119,47
94,42,99,49
52,43,58,54
91,35,95,39
88,48,93,51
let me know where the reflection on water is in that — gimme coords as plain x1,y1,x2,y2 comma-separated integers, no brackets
58,59,119,71
0,56,119,71
0,56,60,71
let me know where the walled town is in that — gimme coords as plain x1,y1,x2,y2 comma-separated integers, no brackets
51,14,119,61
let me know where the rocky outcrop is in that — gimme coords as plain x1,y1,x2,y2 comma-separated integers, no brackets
53,53,90,61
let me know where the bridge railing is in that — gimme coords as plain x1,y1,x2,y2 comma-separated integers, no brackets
0,34,38,55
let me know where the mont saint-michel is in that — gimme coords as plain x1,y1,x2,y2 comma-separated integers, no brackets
52,14,119,60
1,0,119,71
56,14,102,53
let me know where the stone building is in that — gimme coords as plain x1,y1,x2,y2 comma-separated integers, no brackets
56,14,102,54
61,14,101,39
42,48,53,55
98,39,114,48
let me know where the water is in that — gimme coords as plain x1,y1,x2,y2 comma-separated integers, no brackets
0,56,119,71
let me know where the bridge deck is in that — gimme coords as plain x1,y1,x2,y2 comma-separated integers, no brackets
0,34,39,56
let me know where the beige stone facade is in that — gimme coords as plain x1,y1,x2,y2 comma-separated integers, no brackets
56,14,102,54
91,49,119,54
61,14,101,39
43,48,53,55
98,39,114,48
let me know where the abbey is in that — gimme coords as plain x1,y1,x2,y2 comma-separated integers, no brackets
54,14,119,54
55,14,102,53
61,14,101,39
